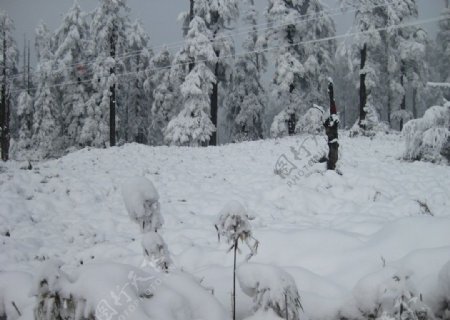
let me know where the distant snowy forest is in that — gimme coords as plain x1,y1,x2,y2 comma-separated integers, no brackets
0,0,449,160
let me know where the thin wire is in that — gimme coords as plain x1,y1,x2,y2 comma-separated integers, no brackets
8,0,407,82
9,15,447,96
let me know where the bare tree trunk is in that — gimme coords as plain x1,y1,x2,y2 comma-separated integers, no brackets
210,51,219,146
1,28,9,162
412,88,417,119
359,44,367,130
189,0,195,72
27,40,31,94
109,24,116,147
232,240,238,320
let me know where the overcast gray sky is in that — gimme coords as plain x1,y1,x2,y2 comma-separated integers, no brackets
0,0,446,66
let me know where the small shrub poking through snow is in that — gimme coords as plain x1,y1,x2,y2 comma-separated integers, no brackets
122,177,163,233
141,231,172,272
215,200,259,320
403,102,450,163
237,263,302,320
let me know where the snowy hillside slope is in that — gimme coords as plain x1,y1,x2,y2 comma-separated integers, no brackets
1,132,450,319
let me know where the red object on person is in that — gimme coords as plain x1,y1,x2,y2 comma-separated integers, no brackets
330,101,337,115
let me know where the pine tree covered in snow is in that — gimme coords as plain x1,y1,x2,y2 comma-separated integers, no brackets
164,17,217,146
228,0,267,142
268,0,336,138
12,91,34,157
147,47,179,146
32,23,61,159
82,0,130,147
53,0,90,150
436,5,450,86
342,0,394,133
0,10,19,161
121,20,152,144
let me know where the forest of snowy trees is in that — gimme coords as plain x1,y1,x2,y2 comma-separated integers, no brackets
0,0,449,160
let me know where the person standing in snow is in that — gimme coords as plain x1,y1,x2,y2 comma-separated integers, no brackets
324,81,339,170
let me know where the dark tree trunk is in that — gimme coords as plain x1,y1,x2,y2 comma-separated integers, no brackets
412,88,417,119
288,113,296,135
109,25,116,147
1,29,9,162
325,82,338,171
400,60,406,131
359,44,367,130
232,240,238,320
188,0,195,72
27,40,31,94
210,51,219,146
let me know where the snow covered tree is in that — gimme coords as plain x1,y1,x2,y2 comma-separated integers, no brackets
215,200,259,320
122,177,163,233
53,0,90,150
436,3,450,87
148,47,179,146
343,0,388,133
12,91,34,157
121,20,152,144
32,23,61,159
237,263,303,320
164,17,217,146
228,0,267,142
268,0,336,138
83,0,130,147
0,10,19,161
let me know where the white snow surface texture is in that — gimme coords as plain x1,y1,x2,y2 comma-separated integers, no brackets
1,133,450,319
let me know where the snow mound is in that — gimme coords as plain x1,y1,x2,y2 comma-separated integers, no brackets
121,177,163,232
237,263,302,320
31,261,227,320
296,105,325,134
141,231,172,271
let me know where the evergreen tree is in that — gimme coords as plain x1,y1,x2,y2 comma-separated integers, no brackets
53,0,90,149
148,47,178,146
228,0,267,142
164,17,217,146
436,2,450,97
32,22,60,158
83,0,130,147
0,10,19,161
268,0,336,138
121,20,152,144
13,91,34,157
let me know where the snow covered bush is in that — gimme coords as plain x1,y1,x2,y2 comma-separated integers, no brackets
141,231,172,272
215,200,259,320
435,261,450,320
402,102,450,163
121,177,163,233
31,261,228,320
342,267,432,320
296,105,325,134
349,103,389,137
237,263,302,320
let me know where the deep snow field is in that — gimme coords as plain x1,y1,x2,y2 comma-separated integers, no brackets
1,132,450,319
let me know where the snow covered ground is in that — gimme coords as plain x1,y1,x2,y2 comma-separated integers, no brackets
1,132,450,319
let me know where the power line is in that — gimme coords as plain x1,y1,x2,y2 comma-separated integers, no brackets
9,14,447,96
8,0,408,82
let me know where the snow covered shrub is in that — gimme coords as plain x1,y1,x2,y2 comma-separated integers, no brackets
296,105,325,134
215,200,259,320
122,177,163,233
237,263,302,320
347,268,432,320
141,231,172,272
349,104,389,137
270,110,291,138
435,261,450,320
31,260,80,320
403,102,450,163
